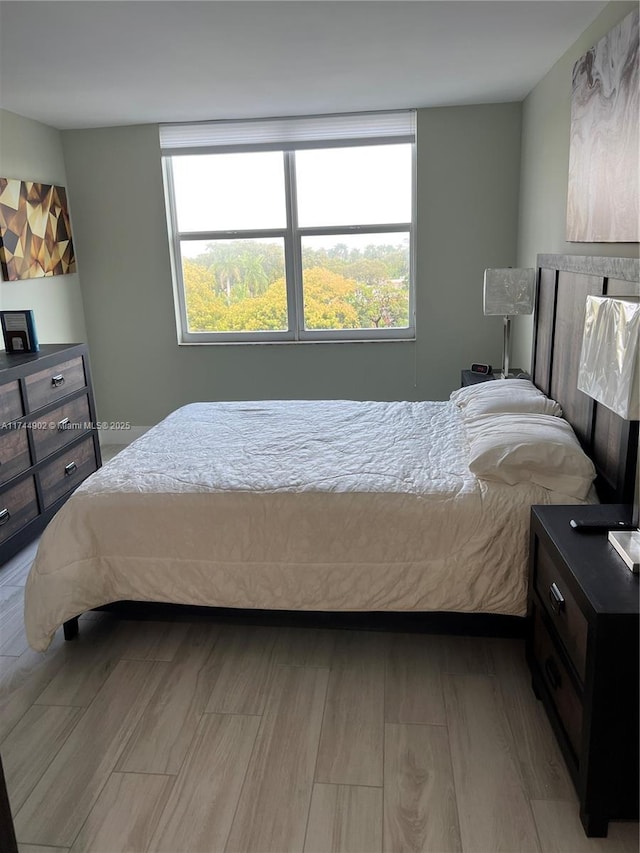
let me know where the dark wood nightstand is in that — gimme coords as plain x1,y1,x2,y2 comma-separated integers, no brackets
460,368,529,387
460,369,496,387
526,504,639,837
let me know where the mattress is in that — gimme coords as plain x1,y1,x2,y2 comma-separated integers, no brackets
25,400,586,651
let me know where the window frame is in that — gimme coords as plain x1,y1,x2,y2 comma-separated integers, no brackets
162,121,416,344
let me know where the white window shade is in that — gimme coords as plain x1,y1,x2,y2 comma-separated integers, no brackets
160,110,416,154
577,295,640,420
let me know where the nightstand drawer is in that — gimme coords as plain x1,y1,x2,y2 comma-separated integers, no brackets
0,477,38,545
534,539,588,681
39,437,97,509
25,356,86,412
31,395,92,462
532,605,583,760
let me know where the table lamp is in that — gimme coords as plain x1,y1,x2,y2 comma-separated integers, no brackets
577,295,640,572
483,268,536,378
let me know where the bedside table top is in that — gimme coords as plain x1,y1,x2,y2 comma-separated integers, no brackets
460,369,529,387
532,505,639,616
461,369,495,386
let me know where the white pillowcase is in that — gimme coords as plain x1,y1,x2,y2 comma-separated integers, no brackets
451,378,535,406
450,378,563,419
462,392,562,420
466,412,596,499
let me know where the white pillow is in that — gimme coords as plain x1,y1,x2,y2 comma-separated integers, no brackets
450,379,563,418
451,378,540,407
466,413,596,499
462,392,562,420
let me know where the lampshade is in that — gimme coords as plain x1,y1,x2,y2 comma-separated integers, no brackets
483,268,536,316
577,296,640,420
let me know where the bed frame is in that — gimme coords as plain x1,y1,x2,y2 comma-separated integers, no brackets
62,254,639,640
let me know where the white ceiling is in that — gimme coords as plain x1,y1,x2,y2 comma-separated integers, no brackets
0,1,607,130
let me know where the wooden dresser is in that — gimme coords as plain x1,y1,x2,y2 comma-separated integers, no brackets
526,504,639,837
0,343,101,565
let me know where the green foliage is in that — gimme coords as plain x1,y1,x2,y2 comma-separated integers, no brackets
302,267,360,330
182,260,228,331
182,240,410,333
191,241,284,301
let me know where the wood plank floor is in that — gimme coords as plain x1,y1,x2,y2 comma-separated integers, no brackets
1,540,638,853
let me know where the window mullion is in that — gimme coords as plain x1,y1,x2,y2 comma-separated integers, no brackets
284,151,304,339
296,223,411,238
178,228,287,242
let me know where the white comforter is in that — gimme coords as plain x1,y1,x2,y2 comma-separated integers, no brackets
25,400,584,651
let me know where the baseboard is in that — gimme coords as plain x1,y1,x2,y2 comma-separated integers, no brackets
99,425,151,446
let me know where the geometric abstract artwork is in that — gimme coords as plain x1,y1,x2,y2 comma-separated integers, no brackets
566,8,639,242
0,178,77,280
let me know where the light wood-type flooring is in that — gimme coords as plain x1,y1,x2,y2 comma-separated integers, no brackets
1,505,638,852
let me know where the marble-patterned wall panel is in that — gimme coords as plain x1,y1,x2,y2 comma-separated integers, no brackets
566,9,639,242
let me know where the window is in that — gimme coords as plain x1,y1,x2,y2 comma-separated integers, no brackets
161,111,416,343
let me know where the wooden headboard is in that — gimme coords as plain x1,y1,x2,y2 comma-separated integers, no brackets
533,254,639,504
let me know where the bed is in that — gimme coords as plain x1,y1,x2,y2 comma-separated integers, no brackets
24,254,640,651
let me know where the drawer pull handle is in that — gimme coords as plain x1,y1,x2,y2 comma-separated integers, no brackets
549,582,565,614
0,508,10,525
58,417,70,431
544,656,562,690
64,461,77,476
52,374,65,388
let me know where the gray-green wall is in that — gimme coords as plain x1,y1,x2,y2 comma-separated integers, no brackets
0,110,87,345
62,103,522,427
513,1,639,371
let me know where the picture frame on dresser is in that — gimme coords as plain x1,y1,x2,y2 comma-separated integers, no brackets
0,343,101,565
0,310,39,354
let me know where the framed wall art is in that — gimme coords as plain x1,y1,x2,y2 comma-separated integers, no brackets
566,9,639,242
0,179,77,281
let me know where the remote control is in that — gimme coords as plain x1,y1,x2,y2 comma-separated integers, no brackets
569,519,635,533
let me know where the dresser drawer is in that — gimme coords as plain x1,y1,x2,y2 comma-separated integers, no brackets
24,357,86,412
534,539,588,681
0,477,38,545
0,380,24,423
533,605,584,760
39,437,97,509
0,427,31,486
31,395,92,462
